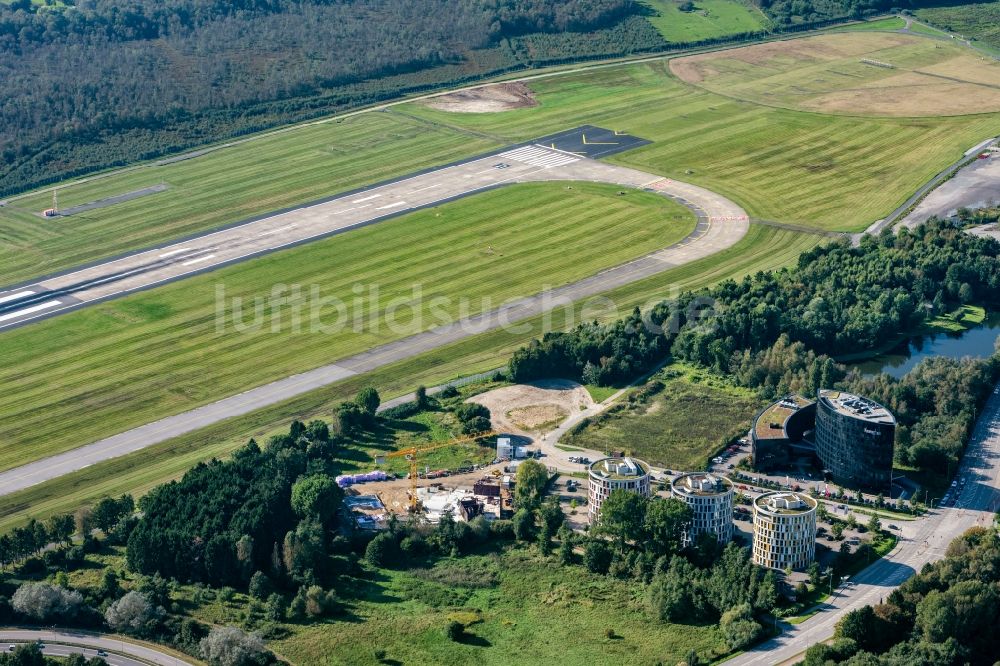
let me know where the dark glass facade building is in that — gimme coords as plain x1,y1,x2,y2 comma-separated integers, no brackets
814,390,895,490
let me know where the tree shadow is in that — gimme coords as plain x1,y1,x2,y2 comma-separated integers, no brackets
457,632,492,647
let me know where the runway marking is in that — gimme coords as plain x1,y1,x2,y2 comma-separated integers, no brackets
0,290,35,305
257,224,297,237
332,204,372,214
0,300,63,323
410,183,442,193
352,194,382,203
181,254,217,266
158,247,191,258
582,133,617,146
376,201,407,210
498,145,579,169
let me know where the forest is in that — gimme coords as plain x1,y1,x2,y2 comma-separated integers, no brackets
808,526,1000,666
0,0,663,195
510,220,1000,478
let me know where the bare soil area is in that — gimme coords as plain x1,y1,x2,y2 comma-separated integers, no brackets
467,379,593,437
423,82,538,113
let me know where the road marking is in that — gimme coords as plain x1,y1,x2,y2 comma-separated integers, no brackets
376,201,407,210
158,247,191,258
352,194,381,203
499,145,579,168
0,290,35,304
333,204,371,214
181,254,216,266
0,300,62,323
257,224,297,237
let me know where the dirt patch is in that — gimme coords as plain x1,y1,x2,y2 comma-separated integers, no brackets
423,82,538,113
467,379,594,437
506,404,570,432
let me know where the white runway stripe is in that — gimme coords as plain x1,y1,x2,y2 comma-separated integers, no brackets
0,300,62,323
352,194,381,203
498,145,580,169
158,247,191,258
181,254,216,266
0,290,36,305
376,201,407,210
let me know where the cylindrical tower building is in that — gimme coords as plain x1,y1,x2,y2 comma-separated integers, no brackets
670,472,734,545
752,491,817,571
587,457,651,524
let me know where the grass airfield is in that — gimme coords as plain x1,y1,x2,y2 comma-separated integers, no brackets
670,32,1000,117
1,28,997,524
0,182,695,473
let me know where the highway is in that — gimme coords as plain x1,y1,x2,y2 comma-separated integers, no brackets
0,148,749,496
727,381,1000,665
0,629,194,665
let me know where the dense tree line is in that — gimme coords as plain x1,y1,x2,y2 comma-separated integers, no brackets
126,429,340,586
762,0,934,24
806,526,1000,665
0,0,661,195
513,222,1000,387
510,303,679,384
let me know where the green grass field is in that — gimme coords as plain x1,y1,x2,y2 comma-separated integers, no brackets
0,182,694,474
401,58,1000,231
0,223,824,531
0,112,503,284
269,551,723,665
64,545,722,666
565,366,763,470
640,0,767,43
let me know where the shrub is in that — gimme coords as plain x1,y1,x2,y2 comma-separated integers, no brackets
720,603,762,650
365,532,401,568
248,572,272,600
11,582,85,622
105,591,163,636
584,540,613,575
199,626,274,666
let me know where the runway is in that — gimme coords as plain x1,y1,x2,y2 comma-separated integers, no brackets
0,126,650,331
0,138,750,496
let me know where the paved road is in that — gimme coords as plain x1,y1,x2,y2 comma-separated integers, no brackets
0,629,194,666
859,135,997,238
0,161,748,495
727,382,1000,665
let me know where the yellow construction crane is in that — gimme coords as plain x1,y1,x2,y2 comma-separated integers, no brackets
386,431,496,512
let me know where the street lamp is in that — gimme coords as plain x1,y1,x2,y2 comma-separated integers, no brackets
825,566,835,597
